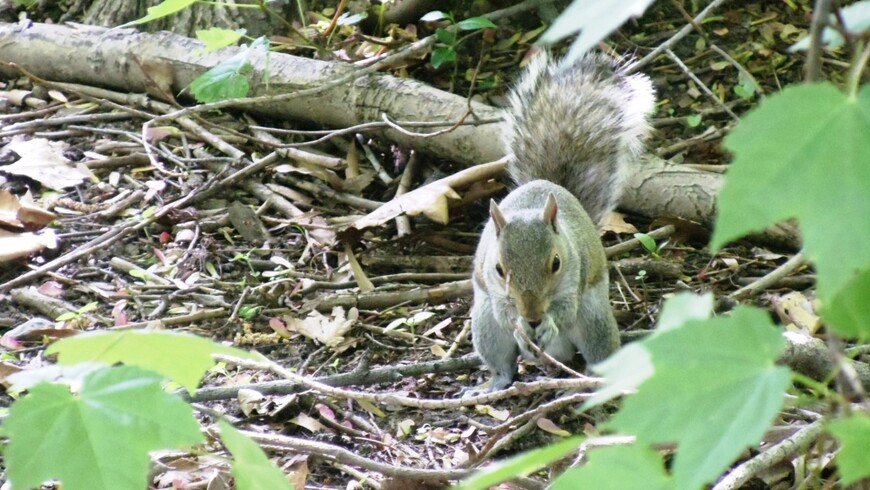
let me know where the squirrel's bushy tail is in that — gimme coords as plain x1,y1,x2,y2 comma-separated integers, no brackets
503,50,656,224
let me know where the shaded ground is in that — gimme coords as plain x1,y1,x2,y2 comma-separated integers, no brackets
0,0,834,487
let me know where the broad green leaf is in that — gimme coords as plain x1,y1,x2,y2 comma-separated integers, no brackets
711,83,870,301
46,330,260,392
188,58,253,103
821,267,870,339
607,307,791,490
454,436,583,490
119,0,197,27
540,0,654,61
828,414,870,485
196,28,245,52
219,421,295,490
456,17,497,31
583,343,652,409
6,362,106,393
656,292,713,333
584,293,712,409
550,445,672,490
4,366,203,490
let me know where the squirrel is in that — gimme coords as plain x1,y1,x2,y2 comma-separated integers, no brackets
470,50,656,392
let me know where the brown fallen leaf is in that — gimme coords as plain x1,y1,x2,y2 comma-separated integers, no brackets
5,136,96,190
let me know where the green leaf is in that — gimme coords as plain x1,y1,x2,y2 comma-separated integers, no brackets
219,420,294,490
430,47,456,69
46,330,260,392
455,436,583,490
455,16,497,31
711,83,870,301
584,293,712,409
656,292,713,333
551,445,672,490
607,307,791,490
540,0,655,60
196,27,245,52
4,366,203,490
686,114,702,127
633,232,657,254
821,267,870,340
583,343,653,409
188,58,253,103
435,27,455,45
828,414,870,485
119,0,197,27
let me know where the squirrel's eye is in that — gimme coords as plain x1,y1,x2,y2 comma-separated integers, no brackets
552,254,561,273
496,263,505,278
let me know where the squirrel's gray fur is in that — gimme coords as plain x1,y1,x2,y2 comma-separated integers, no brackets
470,51,655,393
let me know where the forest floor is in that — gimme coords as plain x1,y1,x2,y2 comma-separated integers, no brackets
0,0,836,488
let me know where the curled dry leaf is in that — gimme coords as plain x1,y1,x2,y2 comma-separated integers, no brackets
0,189,57,231
347,159,507,232
283,306,358,349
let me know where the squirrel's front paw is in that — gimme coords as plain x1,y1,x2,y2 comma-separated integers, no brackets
535,316,559,347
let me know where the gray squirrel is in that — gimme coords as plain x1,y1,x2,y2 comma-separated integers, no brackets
470,50,656,392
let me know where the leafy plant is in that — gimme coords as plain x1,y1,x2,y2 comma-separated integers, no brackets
420,11,497,69
1,331,292,490
633,232,665,258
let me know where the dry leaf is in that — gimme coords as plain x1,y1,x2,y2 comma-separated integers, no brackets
0,189,57,231
0,228,58,263
5,137,95,190
774,292,821,334
536,417,572,437
284,306,358,348
289,412,325,433
600,211,638,234
237,388,265,417
343,242,373,292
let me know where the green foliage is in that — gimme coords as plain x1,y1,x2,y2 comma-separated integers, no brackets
454,436,583,490
607,307,790,490
56,301,99,322
821,269,870,339
550,445,672,490
197,27,246,52
711,84,870,303
46,330,261,392
189,56,254,102
827,415,870,485
540,0,655,60
633,232,662,257
188,36,270,103
5,366,204,490
119,0,197,27
422,11,495,69
584,293,713,409
219,421,295,490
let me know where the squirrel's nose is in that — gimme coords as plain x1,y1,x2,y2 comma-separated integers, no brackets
527,320,541,328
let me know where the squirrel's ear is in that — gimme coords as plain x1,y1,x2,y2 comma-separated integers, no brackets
490,199,507,235
543,193,559,233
